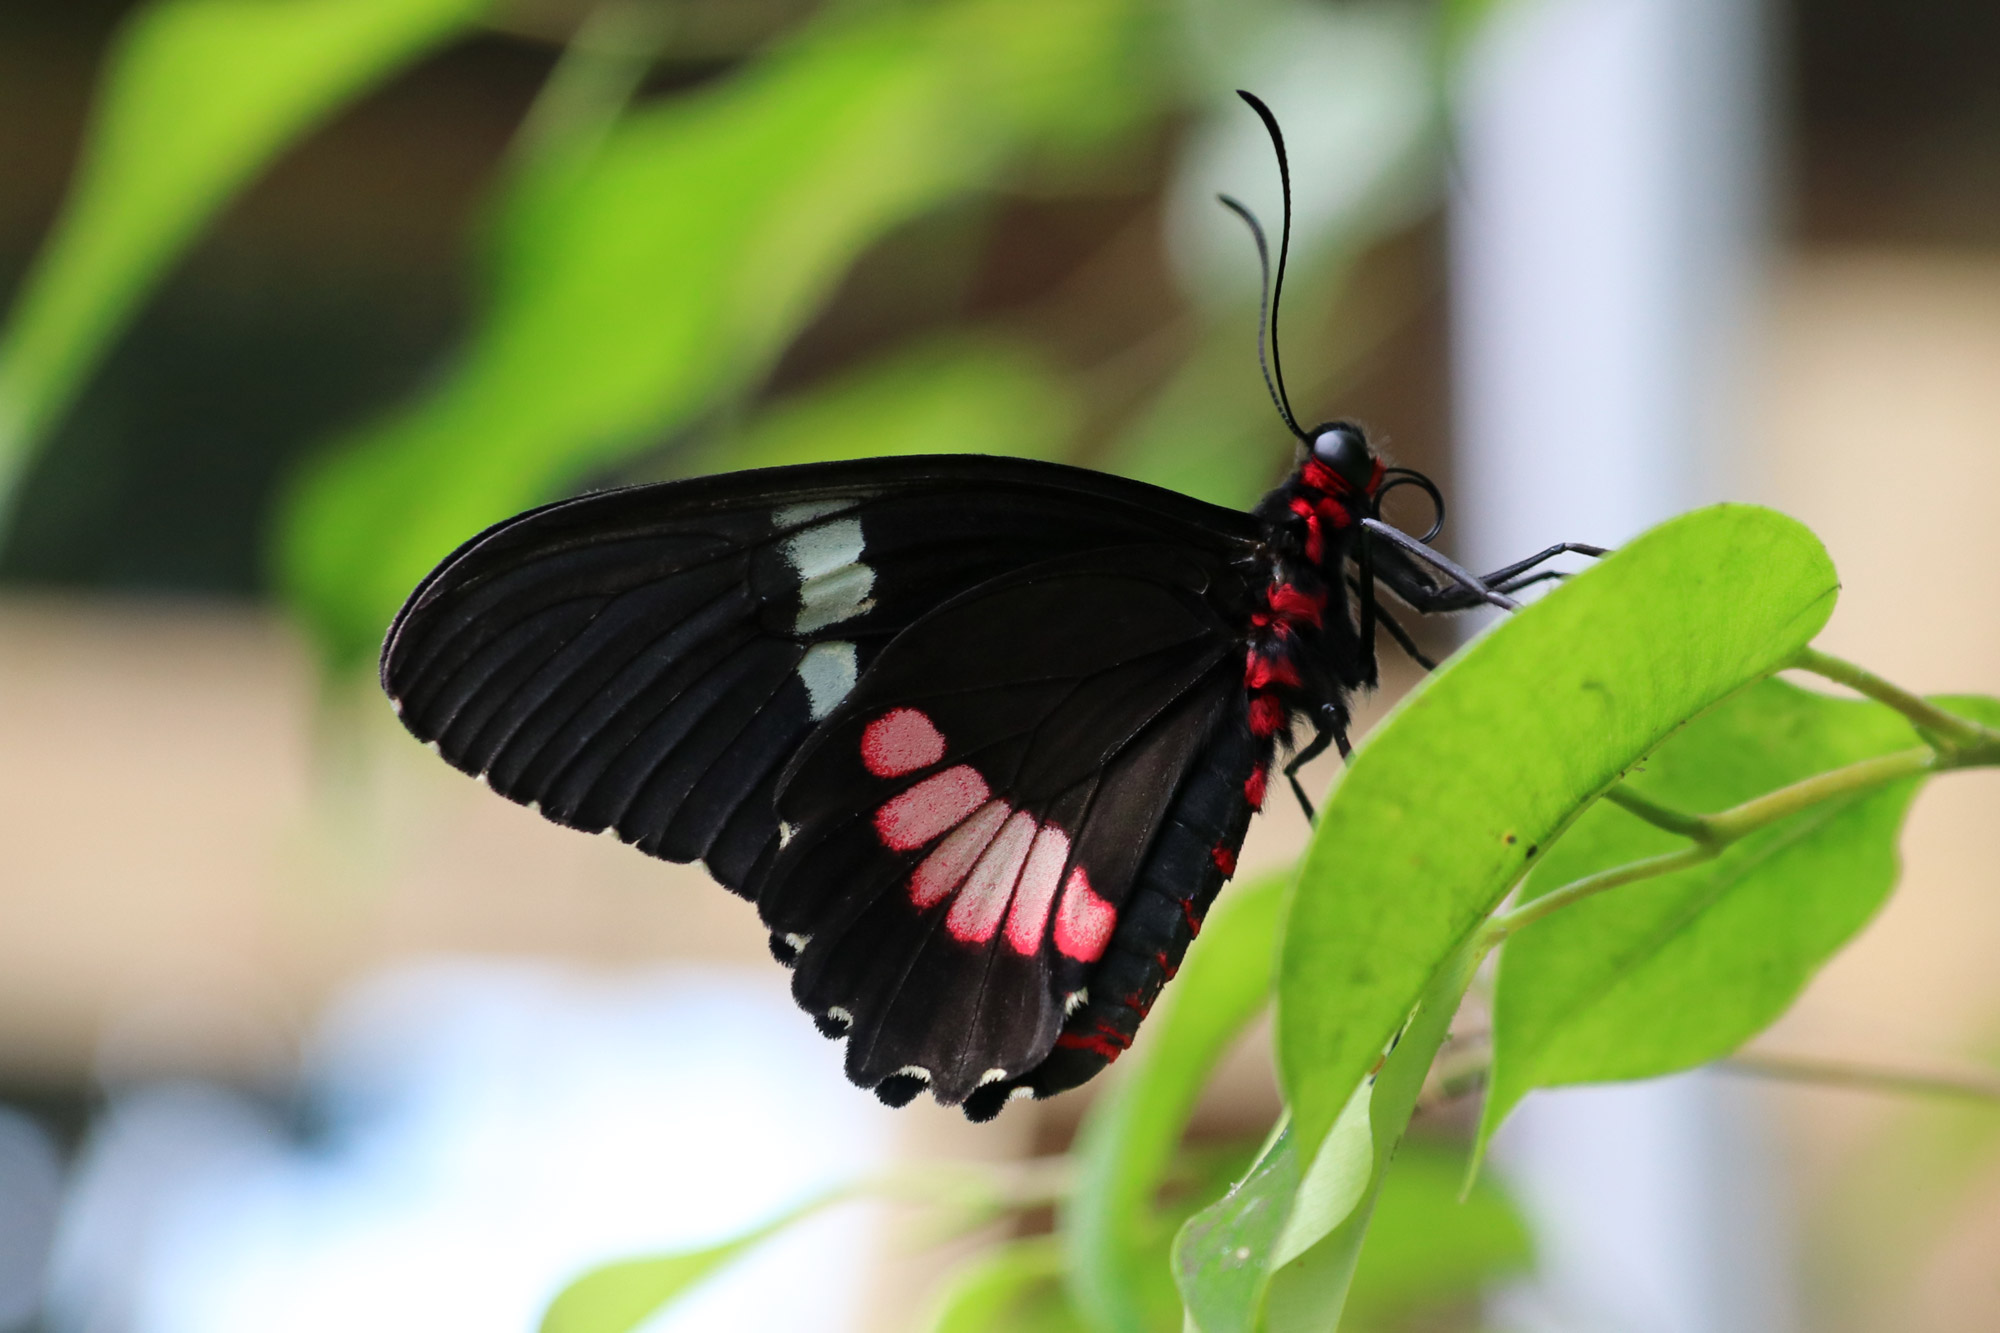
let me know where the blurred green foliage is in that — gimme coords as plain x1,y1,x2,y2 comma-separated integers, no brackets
0,0,489,507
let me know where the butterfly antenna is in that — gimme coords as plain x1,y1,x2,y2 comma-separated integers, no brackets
1221,90,1305,439
1217,195,1300,438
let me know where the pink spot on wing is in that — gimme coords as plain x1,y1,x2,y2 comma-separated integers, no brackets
1054,867,1116,962
860,708,946,778
947,811,1038,943
909,800,1011,908
874,765,989,851
1004,825,1071,954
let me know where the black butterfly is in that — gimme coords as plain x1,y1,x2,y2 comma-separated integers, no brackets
380,93,1600,1121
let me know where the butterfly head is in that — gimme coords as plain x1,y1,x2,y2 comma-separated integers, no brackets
1305,421,1378,494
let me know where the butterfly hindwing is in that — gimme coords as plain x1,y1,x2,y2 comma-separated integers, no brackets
749,546,1255,1109
381,457,1259,899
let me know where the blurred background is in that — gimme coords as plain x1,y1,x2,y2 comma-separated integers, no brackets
1,0,1998,1328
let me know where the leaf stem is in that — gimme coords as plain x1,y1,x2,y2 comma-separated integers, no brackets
1603,785,1715,842
1486,744,1943,946
1703,746,1939,840
1420,1037,2000,1111
1483,845,1711,945
1791,646,2000,754
1720,1050,2000,1107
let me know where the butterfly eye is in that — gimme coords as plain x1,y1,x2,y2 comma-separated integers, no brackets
1309,422,1373,487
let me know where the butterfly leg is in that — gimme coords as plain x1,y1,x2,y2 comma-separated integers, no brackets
1284,702,1351,822
1369,531,1601,615
1361,519,1520,611
1370,599,1437,671
1489,569,1566,597
1477,542,1608,588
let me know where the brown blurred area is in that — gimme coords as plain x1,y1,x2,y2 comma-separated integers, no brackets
3,1,2000,1329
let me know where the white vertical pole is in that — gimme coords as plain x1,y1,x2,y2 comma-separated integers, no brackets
1447,0,1792,1330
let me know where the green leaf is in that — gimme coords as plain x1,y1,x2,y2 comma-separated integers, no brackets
1172,1121,1308,1333
1259,939,1477,1333
1277,505,1838,1168
1175,935,1481,1333
1171,1088,1372,1333
0,0,487,509
917,1237,1080,1333
1064,873,1286,1333
1480,684,2000,1145
278,0,1165,667
1269,1089,1373,1270
682,335,1079,476
1339,1141,1532,1331
539,1190,836,1333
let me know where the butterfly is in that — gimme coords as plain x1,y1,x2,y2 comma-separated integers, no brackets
379,93,1601,1121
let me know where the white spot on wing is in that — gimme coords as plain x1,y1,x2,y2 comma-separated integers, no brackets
778,821,796,847
797,640,857,720
1064,989,1088,1016
827,1006,852,1027
1009,1087,1035,1102
784,932,810,952
978,1068,1008,1086
783,517,864,579
784,518,875,632
894,1066,932,1084
795,564,874,633
774,498,856,529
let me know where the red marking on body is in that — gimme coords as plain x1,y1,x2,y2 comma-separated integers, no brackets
1248,693,1286,737
1055,1022,1133,1062
1181,899,1203,939
909,800,1010,907
1245,767,1268,810
1244,652,1301,690
1154,949,1179,981
1266,583,1324,627
1211,845,1236,877
1304,458,1383,495
861,708,946,777
875,765,989,851
1004,825,1070,954
946,810,1037,943
1054,867,1116,962
1317,496,1352,529
1286,497,1324,562
1302,459,1341,493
